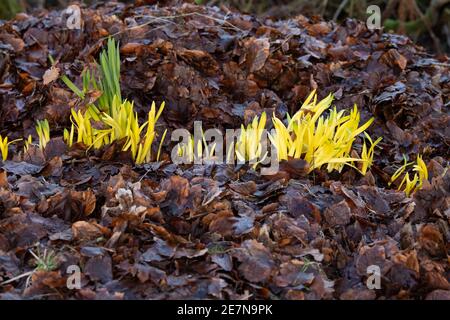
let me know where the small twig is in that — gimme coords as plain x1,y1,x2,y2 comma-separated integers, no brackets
138,166,153,182
333,0,349,21
271,34,294,54
0,271,34,286
106,11,244,41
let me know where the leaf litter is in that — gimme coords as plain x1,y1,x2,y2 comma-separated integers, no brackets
0,1,449,300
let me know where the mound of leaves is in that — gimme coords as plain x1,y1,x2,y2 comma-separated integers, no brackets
0,1,448,300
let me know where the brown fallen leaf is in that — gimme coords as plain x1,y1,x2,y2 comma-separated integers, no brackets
0,169,8,188
324,200,351,227
419,224,446,257
72,221,103,240
381,48,408,70
246,37,270,73
84,255,113,283
234,240,275,283
42,66,60,85
41,156,63,177
70,189,96,216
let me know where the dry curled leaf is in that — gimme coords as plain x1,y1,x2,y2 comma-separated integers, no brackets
42,66,60,85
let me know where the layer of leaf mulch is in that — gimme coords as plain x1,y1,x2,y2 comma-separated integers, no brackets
0,1,449,300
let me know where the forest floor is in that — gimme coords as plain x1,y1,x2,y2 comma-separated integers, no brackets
0,2,449,299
